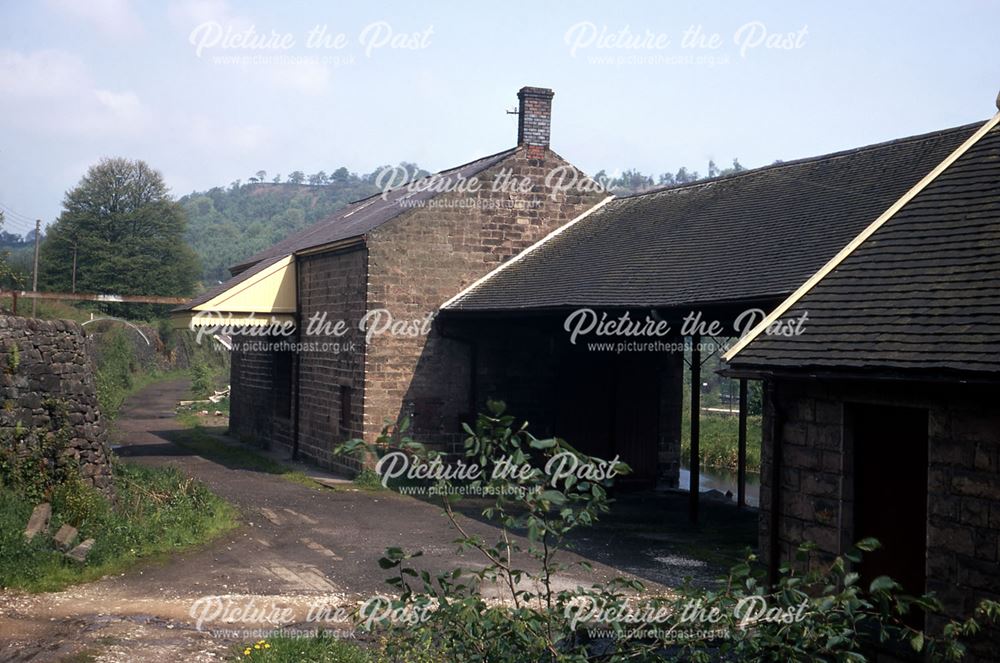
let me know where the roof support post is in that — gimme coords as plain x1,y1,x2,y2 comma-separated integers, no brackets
689,335,701,524
738,378,748,508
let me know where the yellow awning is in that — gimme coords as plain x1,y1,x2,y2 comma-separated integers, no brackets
193,255,296,314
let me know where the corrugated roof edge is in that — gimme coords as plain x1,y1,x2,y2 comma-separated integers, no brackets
723,112,1000,363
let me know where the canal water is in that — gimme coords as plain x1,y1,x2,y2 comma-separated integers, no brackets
679,464,760,507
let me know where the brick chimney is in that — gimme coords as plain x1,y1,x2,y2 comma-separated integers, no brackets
517,86,554,158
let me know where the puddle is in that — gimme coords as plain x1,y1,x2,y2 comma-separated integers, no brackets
679,465,760,507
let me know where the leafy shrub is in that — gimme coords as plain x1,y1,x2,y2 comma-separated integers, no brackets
191,361,214,398
337,403,999,663
0,403,74,503
94,328,136,419
51,477,108,527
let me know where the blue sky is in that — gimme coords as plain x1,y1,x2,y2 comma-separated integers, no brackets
1,0,998,235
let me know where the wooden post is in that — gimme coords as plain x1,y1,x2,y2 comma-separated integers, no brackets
689,335,701,524
738,378,748,508
31,219,40,318
11,291,17,316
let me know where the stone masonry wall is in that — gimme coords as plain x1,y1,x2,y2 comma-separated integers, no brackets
0,316,112,495
762,378,1000,658
364,147,606,447
229,333,294,451
296,247,368,472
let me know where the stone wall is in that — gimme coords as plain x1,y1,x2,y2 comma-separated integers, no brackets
0,316,112,495
364,147,605,447
761,377,1000,658
295,247,367,472
229,332,290,449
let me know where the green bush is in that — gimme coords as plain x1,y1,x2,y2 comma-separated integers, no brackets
332,405,998,663
191,361,214,399
51,477,109,527
0,401,75,503
0,462,236,592
94,328,136,419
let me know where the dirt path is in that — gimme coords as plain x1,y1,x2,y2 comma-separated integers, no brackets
0,379,660,662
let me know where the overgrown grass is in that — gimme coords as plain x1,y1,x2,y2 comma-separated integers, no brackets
0,463,237,592
94,327,188,420
352,468,385,491
234,634,372,662
174,413,323,490
681,410,762,473
0,296,92,323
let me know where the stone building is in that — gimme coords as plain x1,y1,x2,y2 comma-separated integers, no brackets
724,111,1000,655
175,87,605,471
440,121,982,489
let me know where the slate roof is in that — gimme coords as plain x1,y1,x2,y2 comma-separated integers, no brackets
727,118,1000,378
177,148,517,312
443,123,983,313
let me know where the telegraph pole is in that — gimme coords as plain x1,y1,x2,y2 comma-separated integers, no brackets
71,244,78,293
31,219,40,317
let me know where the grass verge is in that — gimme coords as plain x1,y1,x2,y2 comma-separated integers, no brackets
0,462,237,592
681,411,762,473
174,413,324,490
234,635,372,662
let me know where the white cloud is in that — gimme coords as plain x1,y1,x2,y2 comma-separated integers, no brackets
0,48,149,135
187,114,270,154
261,59,332,95
0,49,88,97
45,0,143,38
167,0,247,31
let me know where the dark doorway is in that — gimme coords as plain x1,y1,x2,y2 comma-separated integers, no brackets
850,403,928,626
554,353,659,487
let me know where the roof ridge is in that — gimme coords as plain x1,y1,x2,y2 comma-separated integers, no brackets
345,147,520,205
723,113,1000,362
616,120,987,201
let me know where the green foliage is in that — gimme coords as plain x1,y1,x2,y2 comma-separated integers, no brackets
94,329,135,419
0,210,28,290
0,400,74,503
333,405,998,662
593,158,745,195
51,477,108,527
234,634,371,662
39,157,200,318
6,343,18,374
190,361,214,399
181,170,387,284
0,462,236,592
681,411,762,473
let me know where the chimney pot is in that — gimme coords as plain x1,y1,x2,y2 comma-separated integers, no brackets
517,86,554,153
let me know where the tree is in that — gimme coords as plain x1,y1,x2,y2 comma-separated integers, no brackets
39,157,200,318
308,171,328,186
287,171,305,185
255,170,267,183
271,173,282,184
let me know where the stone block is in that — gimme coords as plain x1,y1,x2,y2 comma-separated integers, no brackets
23,502,51,542
53,523,78,550
65,538,95,563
